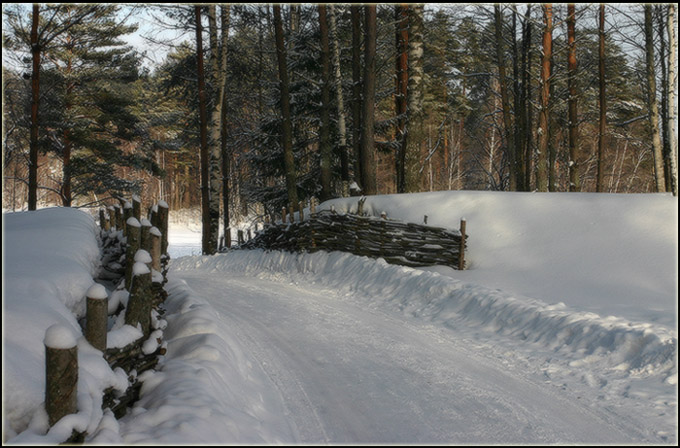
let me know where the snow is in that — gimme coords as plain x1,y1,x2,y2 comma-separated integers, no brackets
3,191,678,444
86,283,108,300
43,324,77,349
133,249,152,264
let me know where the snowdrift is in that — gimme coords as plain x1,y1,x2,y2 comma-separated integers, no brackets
171,249,676,382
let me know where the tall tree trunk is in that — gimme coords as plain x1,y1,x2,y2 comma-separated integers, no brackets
395,4,409,192
195,6,212,254
513,7,525,191
351,6,363,190
494,4,516,191
219,5,231,244
645,4,667,192
596,4,607,192
206,5,220,253
402,4,424,193
273,4,299,208
318,5,332,201
567,4,580,191
536,3,552,192
520,4,533,191
29,4,40,210
657,6,671,191
667,4,678,196
360,5,378,195
328,5,350,196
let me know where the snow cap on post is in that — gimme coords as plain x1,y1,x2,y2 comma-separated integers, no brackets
134,249,152,264
133,261,151,277
86,283,108,300
44,324,77,349
126,217,141,228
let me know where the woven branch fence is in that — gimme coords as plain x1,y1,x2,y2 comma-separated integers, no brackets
238,204,467,270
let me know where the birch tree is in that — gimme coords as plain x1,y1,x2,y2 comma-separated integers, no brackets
644,4,666,192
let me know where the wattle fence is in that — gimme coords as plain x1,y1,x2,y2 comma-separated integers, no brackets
43,196,170,442
238,200,467,271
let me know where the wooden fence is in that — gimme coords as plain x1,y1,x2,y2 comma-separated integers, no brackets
44,196,170,442
238,200,467,270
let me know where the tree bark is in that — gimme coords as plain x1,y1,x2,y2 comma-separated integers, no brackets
402,4,424,193
195,6,212,254
395,4,409,192
29,4,40,211
494,4,516,191
596,4,607,192
360,5,378,195
567,4,580,191
206,5,220,254
329,5,350,196
318,5,332,201
536,4,552,192
645,4,667,192
220,5,231,244
667,4,678,196
351,6,363,190
273,4,299,208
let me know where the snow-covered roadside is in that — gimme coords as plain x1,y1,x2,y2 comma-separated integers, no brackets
3,208,128,443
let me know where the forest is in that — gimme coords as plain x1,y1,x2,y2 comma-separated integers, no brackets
3,4,678,255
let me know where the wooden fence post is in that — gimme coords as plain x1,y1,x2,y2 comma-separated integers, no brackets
157,201,169,257
132,195,142,221
99,209,110,232
125,218,141,291
44,325,78,427
299,201,305,222
458,218,466,270
140,218,152,252
237,229,244,245
125,252,153,337
150,227,162,272
288,205,294,223
85,284,108,352
123,201,133,236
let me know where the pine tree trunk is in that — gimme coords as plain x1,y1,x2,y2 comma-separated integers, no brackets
195,6,212,254
220,5,231,243
351,6,363,190
328,5,350,196
273,4,299,208
567,4,580,192
597,4,607,192
29,4,40,211
402,4,424,194
318,5,332,201
494,5,516,191
667,4,678,196
206,5,220,254
645,4,667,192
536,4,552,192
395,4,409,193
360,5,378,195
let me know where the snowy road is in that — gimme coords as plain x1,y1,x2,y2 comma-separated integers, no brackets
172,269,655,445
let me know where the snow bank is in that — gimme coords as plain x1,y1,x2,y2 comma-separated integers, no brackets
3,207,127,443
171,250,676,381
321,191,678,327
116,277,295,444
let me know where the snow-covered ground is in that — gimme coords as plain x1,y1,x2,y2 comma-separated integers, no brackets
2,191,678,444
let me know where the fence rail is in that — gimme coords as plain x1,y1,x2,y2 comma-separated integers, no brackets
239,204,467,270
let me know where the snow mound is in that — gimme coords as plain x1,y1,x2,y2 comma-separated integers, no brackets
171,250,677,379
